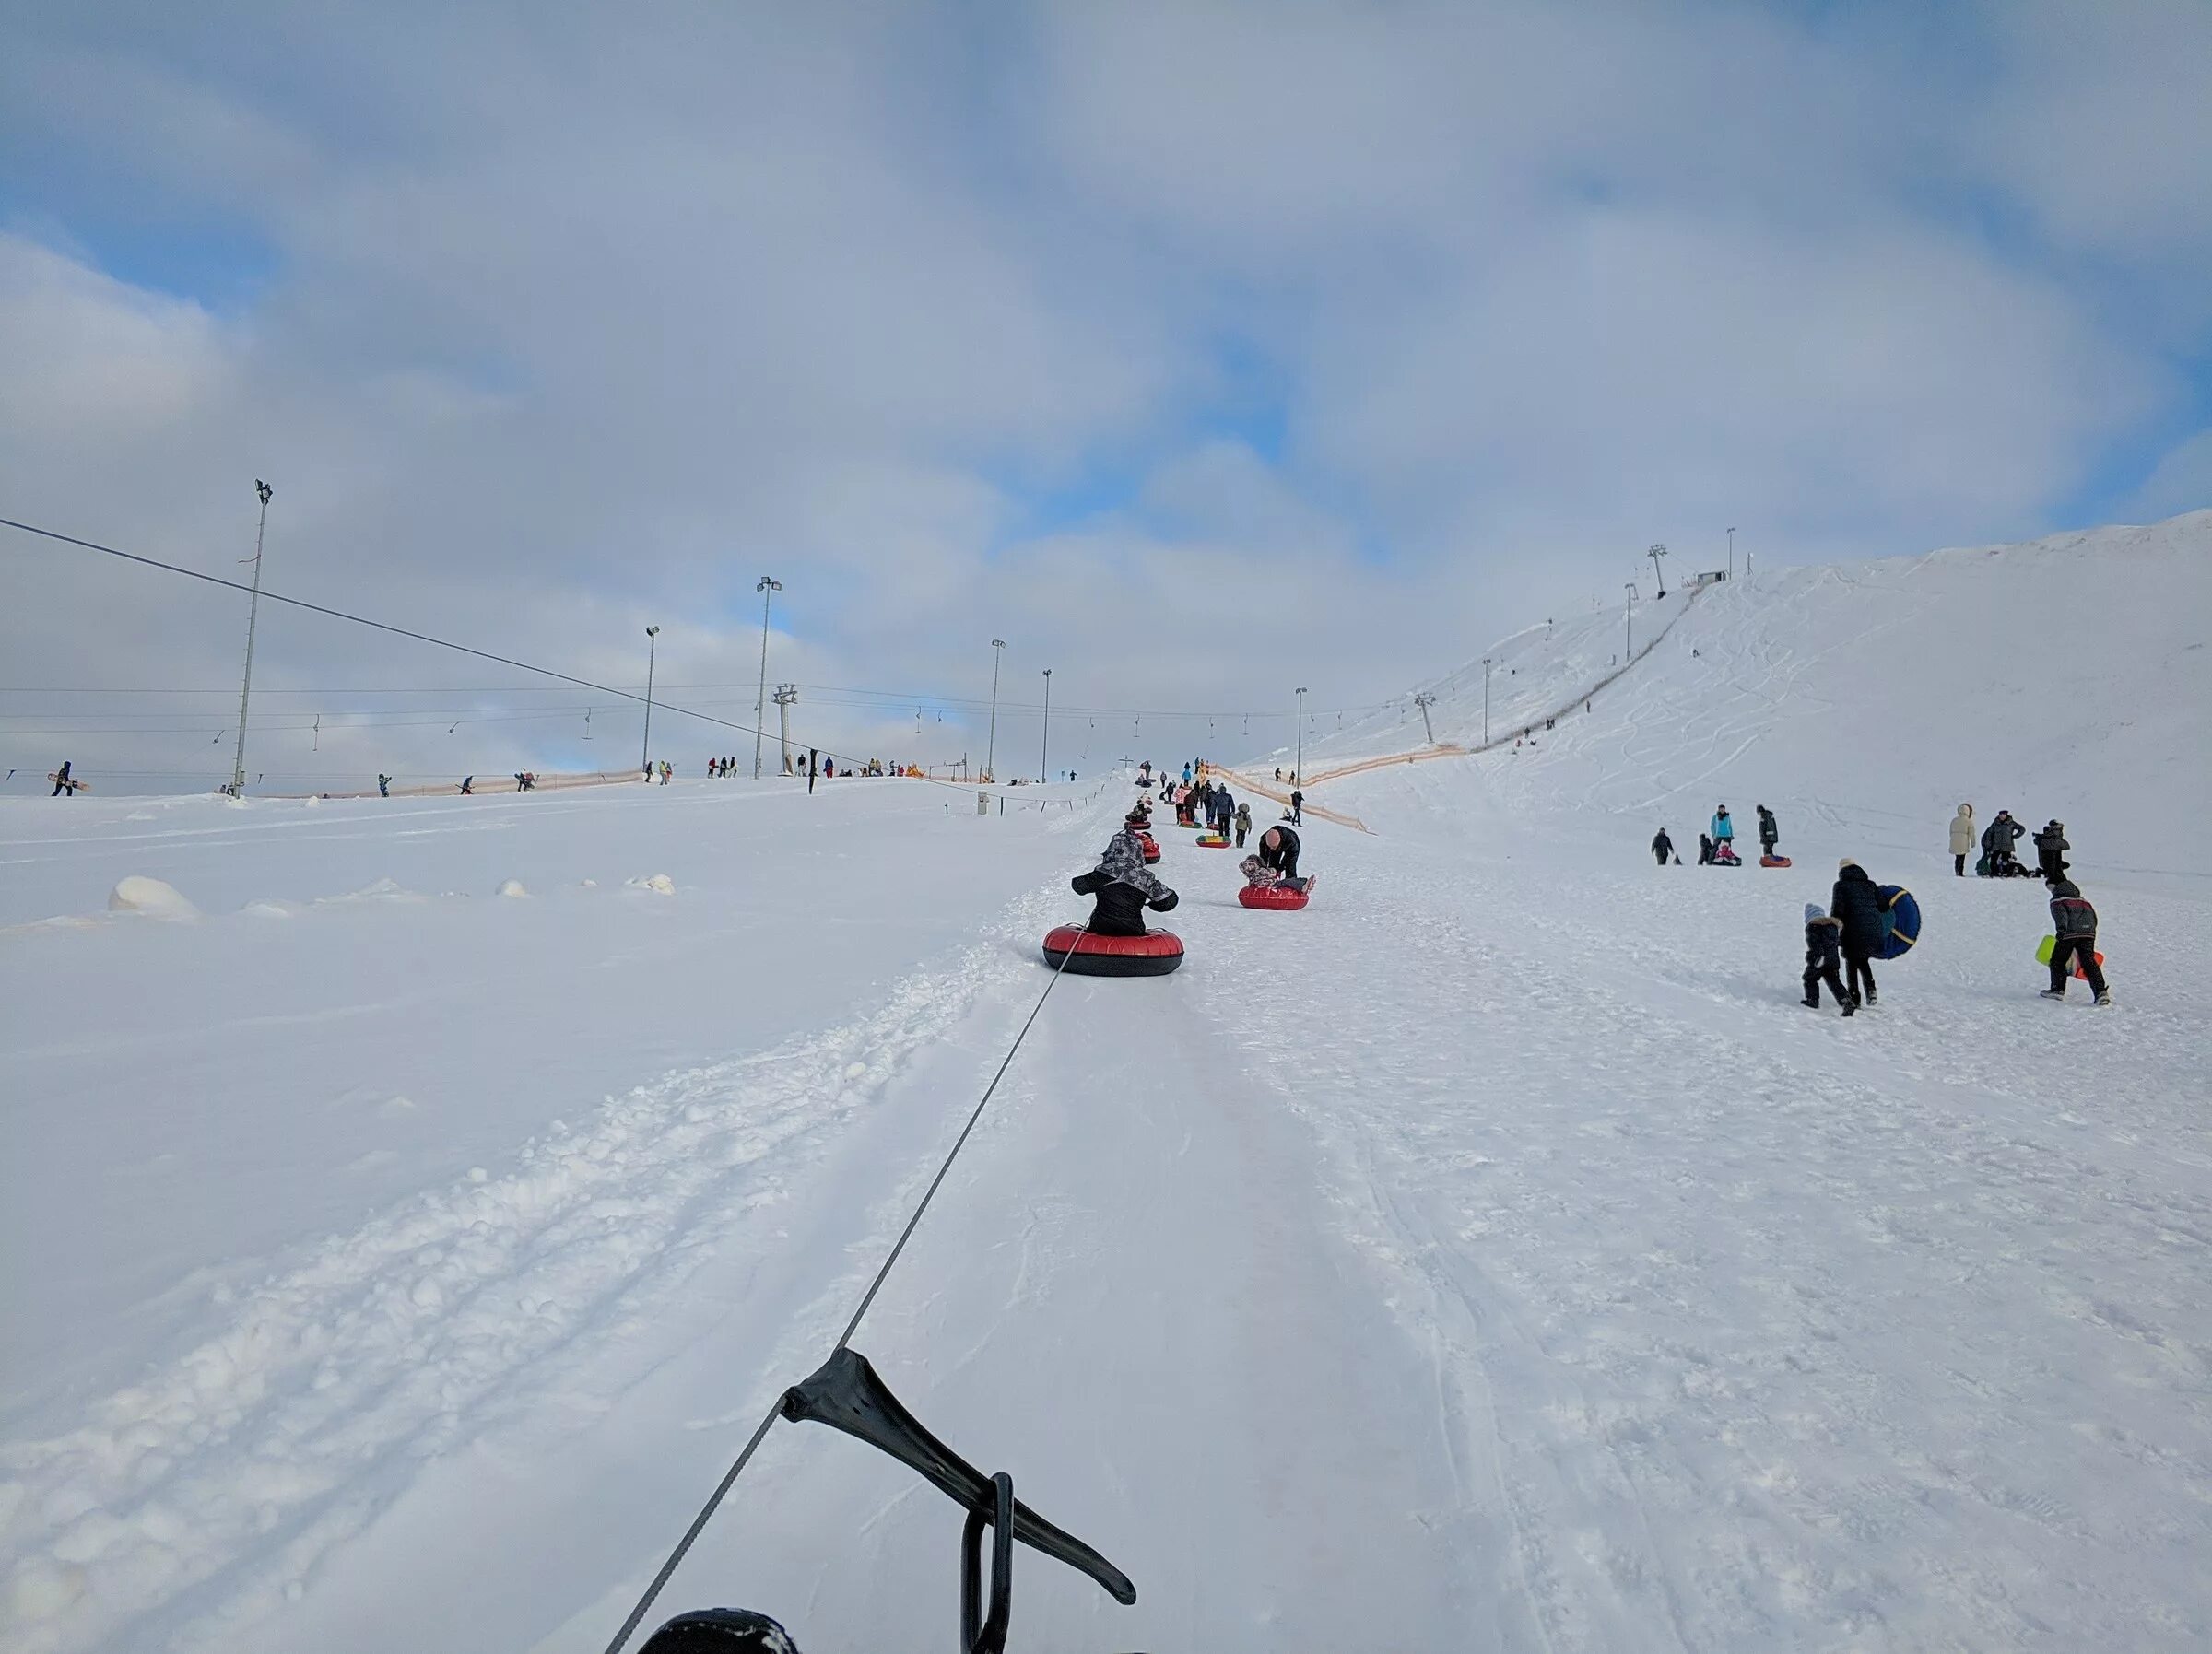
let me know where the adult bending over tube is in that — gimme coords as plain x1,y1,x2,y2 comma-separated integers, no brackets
1071,811,1180,934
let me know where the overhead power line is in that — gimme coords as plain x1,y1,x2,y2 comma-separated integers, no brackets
0,515,852,760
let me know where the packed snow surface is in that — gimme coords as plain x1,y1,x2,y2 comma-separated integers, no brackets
4,520,2210,1652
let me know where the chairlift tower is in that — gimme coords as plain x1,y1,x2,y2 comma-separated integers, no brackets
773,683,799,774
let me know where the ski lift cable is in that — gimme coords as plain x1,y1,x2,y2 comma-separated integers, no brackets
0,516,879,767
606,927,1093,1654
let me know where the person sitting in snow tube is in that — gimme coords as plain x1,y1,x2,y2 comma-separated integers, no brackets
1071,817,1180,937
1238,853,1312,909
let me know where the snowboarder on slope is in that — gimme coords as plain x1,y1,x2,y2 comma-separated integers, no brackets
2041,874,2110,1005
1803,903,1854,1015
1949,804,1975,876
1756,805,1779,858
51,760,74,797
460,776,475,795
1070,811,1179,936
1830,859,1885,1008
2033,820,2069,880
378,773,392,798
1652,828,1675,866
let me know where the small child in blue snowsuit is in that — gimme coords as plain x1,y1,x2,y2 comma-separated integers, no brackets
1803,903,1854,1015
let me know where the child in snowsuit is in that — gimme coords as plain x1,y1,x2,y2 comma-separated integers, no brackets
2033,820,2069,880
1652,828,1674,866
2041,877,2110,1005
1071,813,1179,937
1803,903,1854,1015
1233,803,1252,848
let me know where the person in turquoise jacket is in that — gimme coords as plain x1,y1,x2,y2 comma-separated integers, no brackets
1712,805,1735,846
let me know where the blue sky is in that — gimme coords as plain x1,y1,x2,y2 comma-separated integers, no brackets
2,0,2207,785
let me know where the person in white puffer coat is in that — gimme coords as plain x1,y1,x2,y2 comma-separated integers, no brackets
1948,804,1975,877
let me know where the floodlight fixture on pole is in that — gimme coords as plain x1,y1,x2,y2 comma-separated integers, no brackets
1648,543,1668,599
753,576,782,779
641,626,661,774
987,639,1005,782
1624,583,1637,657
230,479,273,795
1294,686,1309,782
1039,668,1053,782
1482,657,1494,746
1414,690,1438,745
1727,526,1736,582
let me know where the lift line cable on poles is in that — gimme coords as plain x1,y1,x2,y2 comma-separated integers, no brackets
0,515,870,767
603,926,1097,1654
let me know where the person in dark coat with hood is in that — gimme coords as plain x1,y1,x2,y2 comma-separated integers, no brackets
1070,810,1179,937
1652,827,1675,866
2033,820,2069,880
1756,805,1779,858
1830,858,1886,1007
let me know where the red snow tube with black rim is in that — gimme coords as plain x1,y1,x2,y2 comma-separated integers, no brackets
1041,925,1185,976
1238,883,1310,911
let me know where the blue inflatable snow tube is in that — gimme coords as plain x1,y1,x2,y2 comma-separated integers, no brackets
1876,884,1921,961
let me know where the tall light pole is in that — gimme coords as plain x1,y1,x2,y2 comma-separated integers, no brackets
230,479,273,795
1294,686,1309,781
1648,543,1668,599
1727,526,1736,582
641,626,660,775
986,639,1005,781
1624,583,1637,658
752,576,782,778
1482,657,1494,746
1038,668,1052,782
1414,690,1437,745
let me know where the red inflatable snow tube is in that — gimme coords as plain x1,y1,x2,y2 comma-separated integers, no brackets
1238,883,1310,911
1041,925,1185,976
1136,831,1160,863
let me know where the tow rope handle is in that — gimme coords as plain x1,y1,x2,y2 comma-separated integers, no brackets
781,1347,1137,1652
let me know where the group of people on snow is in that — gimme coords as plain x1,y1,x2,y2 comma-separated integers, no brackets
1949,804,2069,881
1653,803,1780,868
1072,790,1317,938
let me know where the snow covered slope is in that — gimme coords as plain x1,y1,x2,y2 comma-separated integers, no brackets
1300,510,2211,876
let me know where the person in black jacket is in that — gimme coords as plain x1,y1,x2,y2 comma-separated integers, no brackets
1981,810,2025,875
1651,828,1674,866
2041,875,2110,1004
1288,788,1304,824
1070,813,1179,937
2032,820,2069,880
1830,858,1886,1007
1757,805,1779,858
1256,823,1302,882
1802,903,1854,1015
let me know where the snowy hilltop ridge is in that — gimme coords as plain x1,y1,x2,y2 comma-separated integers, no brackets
1295,510,2211,873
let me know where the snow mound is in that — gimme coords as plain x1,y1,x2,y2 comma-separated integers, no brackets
106,875,199,921
324,877,423,904
627,874,677,895
496,879,530,898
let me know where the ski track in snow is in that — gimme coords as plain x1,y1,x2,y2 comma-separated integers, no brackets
0,878,1077,1654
